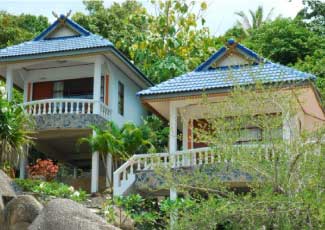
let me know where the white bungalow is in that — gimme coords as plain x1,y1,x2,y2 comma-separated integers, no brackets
113,39,325,198
0,15,153,193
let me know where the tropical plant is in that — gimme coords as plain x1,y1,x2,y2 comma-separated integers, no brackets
15,178,87,202
27,159,59,181
78,122,124,187
121,122,155,155
78,121,156,187
0,84,34,167
235,5,274,35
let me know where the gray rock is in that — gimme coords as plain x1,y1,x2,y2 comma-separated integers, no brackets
28,198,120,230
0,196,4,225
0,170,16,199
4,195,43,230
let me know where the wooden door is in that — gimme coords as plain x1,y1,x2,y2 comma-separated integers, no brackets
32,81,53,114
32,81,53,100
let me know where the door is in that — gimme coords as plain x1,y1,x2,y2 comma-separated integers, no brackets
32,81,53,100
32,81,53,114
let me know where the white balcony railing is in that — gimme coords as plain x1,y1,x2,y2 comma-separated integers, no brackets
113,145,276,196
22,98,111,120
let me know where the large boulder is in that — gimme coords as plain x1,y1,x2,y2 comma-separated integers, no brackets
0,170,16,200
28,198,120,230
4,195,43,230
0,197,4,225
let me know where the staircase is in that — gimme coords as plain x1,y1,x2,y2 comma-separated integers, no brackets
113,146,264,196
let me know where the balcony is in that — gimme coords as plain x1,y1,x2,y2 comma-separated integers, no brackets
22,98,111,130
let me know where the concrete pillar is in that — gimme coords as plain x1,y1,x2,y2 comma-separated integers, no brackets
169,103,178,153
283,114,292,142
182,118,188,151
73,167,77,179
106,153,113,187
93,56,102,114
182,117,191,167
23,80,28,103
6,67,13,101
169,102,178,200
91,131,99,193
19,155,26,179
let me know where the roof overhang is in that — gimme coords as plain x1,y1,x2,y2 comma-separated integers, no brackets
0,46,153,89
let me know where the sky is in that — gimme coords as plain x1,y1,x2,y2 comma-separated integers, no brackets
0,0,305,36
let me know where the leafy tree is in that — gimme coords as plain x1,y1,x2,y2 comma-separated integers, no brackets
297,0,325,36
235,5,274,35
244,17,320,65
294,49,325,101
0,11,49,48
143,115,169,152
73,0,220,83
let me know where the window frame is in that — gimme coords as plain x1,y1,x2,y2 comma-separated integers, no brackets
118,81,124,116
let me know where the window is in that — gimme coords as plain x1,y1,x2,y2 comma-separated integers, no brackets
118,81,124,116
53,81,64,98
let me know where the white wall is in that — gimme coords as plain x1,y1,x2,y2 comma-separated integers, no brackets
27,64,94,82
23,56,148,126
106,60,147,126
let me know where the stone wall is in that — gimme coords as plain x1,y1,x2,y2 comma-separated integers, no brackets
33,114,107,130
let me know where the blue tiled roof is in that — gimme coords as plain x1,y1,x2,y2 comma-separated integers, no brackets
0,35,112,59
137,62,315,96
138,39,315,97
0,16,113,60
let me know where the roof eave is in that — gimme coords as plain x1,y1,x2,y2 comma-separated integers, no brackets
0,46,153,88
139,80,313,101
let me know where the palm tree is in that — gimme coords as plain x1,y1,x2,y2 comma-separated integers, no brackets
78,122,124,187
78,121,155,188
0,90,34,168
121,122,156,155
235,5,274,35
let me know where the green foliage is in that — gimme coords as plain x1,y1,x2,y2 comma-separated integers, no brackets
0,11,48,48
0,84,34,166
73,0,219,83
298,0,325,36
152,84,325,229
103,194,160,229
243,17,320,65
142,115,169,152
15,178,87,202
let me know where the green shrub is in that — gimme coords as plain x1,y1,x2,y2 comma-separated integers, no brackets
15,178,87,202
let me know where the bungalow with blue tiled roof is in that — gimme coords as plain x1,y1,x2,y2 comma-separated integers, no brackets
0,14,153,193
113,39,325,197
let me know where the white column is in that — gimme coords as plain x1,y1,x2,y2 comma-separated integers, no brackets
106,153,113,187
73,167,77,179
182,118,188,151
169,102,178,153
23,80,28,103
19,155,26,179
93,56,103,114
169,102,178,200
283,113,293,142
6,67,13,101
91,131,99,193
182,117,190,167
